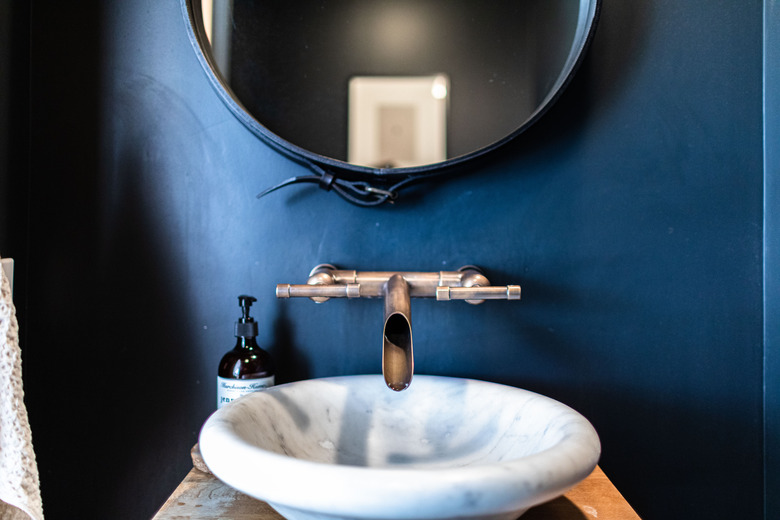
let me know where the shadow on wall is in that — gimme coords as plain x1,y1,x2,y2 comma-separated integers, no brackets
26,73,211,518
94,74,229,516
272,304,312,384
94,150,203,515
26,152,203,519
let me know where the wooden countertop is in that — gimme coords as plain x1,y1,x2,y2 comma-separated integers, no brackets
153,447,640,520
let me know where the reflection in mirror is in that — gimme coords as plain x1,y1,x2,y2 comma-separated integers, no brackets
198,0,585,166
348,75,449,168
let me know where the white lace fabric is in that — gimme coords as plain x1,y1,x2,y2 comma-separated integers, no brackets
0,257,43,520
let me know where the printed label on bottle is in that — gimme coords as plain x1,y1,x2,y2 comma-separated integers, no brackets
217,375,275,408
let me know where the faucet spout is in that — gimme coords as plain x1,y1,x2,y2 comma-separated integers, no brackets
382,274,413,391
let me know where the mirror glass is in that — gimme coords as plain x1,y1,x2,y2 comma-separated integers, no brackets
191,0,595,170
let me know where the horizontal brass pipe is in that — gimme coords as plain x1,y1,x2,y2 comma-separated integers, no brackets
276,265,521,305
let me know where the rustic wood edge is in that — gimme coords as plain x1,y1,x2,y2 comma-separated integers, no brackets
153,445,641,519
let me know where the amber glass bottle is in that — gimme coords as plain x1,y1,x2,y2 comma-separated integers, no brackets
217,295,275,409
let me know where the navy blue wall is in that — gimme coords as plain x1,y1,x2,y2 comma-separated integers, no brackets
764,0,780,516
1,0,770,518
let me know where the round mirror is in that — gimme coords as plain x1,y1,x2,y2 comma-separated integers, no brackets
181,0,600,204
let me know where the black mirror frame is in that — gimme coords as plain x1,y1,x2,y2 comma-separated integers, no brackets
181,0,601,206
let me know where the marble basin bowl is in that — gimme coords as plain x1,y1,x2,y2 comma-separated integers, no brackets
199,375,600,520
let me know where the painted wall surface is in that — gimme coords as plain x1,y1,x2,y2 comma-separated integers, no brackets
764,1,779,516
0,0,767,518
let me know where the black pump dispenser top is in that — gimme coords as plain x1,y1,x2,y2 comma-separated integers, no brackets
235,295,258,338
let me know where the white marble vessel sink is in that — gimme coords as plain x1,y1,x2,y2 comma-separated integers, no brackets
199,375,600,520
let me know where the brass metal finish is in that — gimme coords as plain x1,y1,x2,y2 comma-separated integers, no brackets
276,265,521,390
276,266,518,304
382,275,413,391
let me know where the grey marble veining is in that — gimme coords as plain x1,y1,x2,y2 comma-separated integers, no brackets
199,375,600,520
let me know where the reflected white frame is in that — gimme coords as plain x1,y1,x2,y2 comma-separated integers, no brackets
348,75,448,169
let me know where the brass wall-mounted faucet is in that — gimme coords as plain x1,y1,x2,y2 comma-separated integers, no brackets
277,265,521,391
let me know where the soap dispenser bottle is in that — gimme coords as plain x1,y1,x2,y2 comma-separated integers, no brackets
217,295,275,409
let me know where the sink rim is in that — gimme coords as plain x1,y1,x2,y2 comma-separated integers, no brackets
199,374,601,520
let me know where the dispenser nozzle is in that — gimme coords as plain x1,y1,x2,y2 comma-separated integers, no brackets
236,295,258,337
238,295,257,319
